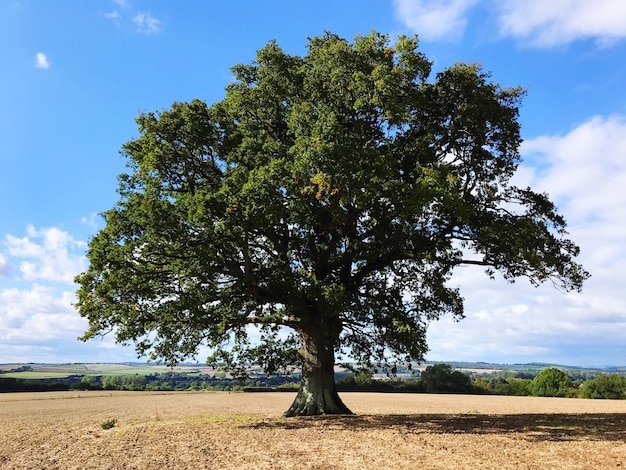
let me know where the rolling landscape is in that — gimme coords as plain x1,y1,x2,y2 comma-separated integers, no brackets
2,360,624,381
2,361,624,467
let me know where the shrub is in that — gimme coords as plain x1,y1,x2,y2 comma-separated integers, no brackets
101,419,117,430
580,374,626,399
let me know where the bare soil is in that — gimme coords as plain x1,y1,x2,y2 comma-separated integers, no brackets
0,391,624,469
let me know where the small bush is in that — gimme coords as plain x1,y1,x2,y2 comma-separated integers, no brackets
101,419,117,430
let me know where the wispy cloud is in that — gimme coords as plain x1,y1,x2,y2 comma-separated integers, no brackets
34,52,50,69
497,0,626,47
133,12,161,34
393,0,626,48
105,0,125,22
104,1,162,35
393,0,479,41
80,213,101,230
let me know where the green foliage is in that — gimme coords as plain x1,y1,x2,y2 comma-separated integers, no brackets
580,374,626,399
75,31,588,386
82,375,102,389
531,368,572,397
0,377,70,392
101,374,147,391
335,374,409,392
101,419,117,430
353,370,374,385
420,364,473,393
89,370,300,392
491,378,532,396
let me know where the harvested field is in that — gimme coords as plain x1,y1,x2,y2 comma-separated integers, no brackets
0,391,624,469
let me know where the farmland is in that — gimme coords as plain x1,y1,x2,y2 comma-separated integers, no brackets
0,363,198,378
0,391,624,469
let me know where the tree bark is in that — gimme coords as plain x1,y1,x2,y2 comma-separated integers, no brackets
284,325,352,417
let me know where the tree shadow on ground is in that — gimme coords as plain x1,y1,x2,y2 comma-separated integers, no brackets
248,413,626,442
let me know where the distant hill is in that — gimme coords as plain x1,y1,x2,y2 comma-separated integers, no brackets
1,361,624,379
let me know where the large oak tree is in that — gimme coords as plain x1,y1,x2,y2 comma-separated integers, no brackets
76,32,588,416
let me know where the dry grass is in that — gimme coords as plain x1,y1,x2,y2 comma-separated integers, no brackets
0,391,624,469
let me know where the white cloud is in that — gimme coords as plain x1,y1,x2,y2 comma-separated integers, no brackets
497,0,626,47
5,225,87,284
0,225,139,363
0,254,9,277
113,0,130,8
34,52,50,69
392,1,626,47
0,282,138,363
520,115,626,225
0,285,84,342
428,114,626,366
393,0,479,41
133,12,161,34
105,11,120,20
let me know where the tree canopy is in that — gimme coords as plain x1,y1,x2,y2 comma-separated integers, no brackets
75,31,588,416
419,363,473,394
531,368,573,397
580,374,626,399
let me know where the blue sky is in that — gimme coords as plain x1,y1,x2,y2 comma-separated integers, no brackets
1,0,626,367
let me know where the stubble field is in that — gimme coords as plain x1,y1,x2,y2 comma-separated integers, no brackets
0,391,624,469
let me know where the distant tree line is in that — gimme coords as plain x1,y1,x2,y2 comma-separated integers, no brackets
473,367,626,399
1,365,625,399
70,371,301,392
0,376,75,392
0,365,34,374
336,364,477,394
338,364,626,399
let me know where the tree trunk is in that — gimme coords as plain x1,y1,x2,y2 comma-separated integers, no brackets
284,326,352,417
